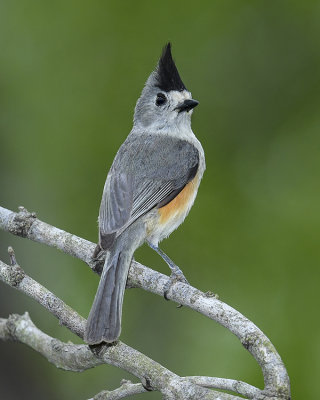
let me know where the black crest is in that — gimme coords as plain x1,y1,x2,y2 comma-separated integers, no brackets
155,43,186,92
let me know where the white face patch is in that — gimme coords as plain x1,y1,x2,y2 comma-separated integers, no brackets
169,90,192,105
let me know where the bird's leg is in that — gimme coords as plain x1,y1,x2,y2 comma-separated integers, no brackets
147,241,189,300
91,244,107,275
149,243,187,279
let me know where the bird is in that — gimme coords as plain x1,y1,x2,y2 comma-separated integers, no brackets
84,43,205,345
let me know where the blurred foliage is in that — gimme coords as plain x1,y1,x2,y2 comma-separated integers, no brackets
0,1,319,399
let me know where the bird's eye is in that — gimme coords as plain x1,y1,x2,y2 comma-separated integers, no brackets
156,93,167,106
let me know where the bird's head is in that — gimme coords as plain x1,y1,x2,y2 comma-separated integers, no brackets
133,43,198,131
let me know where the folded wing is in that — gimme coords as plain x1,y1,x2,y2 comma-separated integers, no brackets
99,134,199,249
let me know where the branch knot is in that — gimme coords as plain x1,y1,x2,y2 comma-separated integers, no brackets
9,206,37,238
6,263,25,287
6,313,26,341
241,334,256,351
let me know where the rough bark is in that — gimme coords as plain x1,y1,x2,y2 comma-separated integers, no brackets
0,206,291,399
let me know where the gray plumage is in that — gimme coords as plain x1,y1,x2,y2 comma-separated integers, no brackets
100,135,199,241
84,43,205,345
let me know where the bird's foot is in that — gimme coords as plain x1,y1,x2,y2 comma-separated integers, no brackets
91,244,107,275
163,268,189,306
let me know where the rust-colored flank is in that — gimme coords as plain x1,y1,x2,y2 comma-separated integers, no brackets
158,178,197,224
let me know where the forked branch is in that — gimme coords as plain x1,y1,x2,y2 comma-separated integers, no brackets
0,206,290,399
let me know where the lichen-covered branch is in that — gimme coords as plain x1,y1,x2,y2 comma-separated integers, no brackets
89,380,147,400
185,377,261,399
129,262,290,399
0,206,95,267
0,313,253,400
0,205,290,399
91,377,261,400
0,255,86,338
0,313,103,371
0,253,240,400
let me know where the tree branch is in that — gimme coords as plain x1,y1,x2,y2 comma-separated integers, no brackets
0,205,290,399
1,313,256,400
89,380,147,400
185,377,261,399
0,250,240,400
0,250,86,338
0,313,103,372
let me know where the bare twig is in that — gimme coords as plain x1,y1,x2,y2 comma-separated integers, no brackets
0,206,96,266
0,313,103,371
0,205,290,399
185,377,261,399
8,246,17,266
90,377,261,400
89,380,147,400
0,254,240,400
0,313,254,400
0,249,86,338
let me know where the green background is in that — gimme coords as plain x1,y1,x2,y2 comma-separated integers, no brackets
0,1,319,399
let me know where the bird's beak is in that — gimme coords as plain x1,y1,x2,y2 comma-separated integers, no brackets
175,99,199,113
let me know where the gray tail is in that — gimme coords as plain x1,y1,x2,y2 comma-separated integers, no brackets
84,245,132,344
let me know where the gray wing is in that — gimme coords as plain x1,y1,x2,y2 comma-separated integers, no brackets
99,172,133,233
99,134,199,249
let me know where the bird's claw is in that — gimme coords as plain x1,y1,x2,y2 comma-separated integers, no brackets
163,270,189,305
91,245,107,275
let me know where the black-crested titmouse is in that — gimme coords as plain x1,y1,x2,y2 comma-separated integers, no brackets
85,43,205,344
